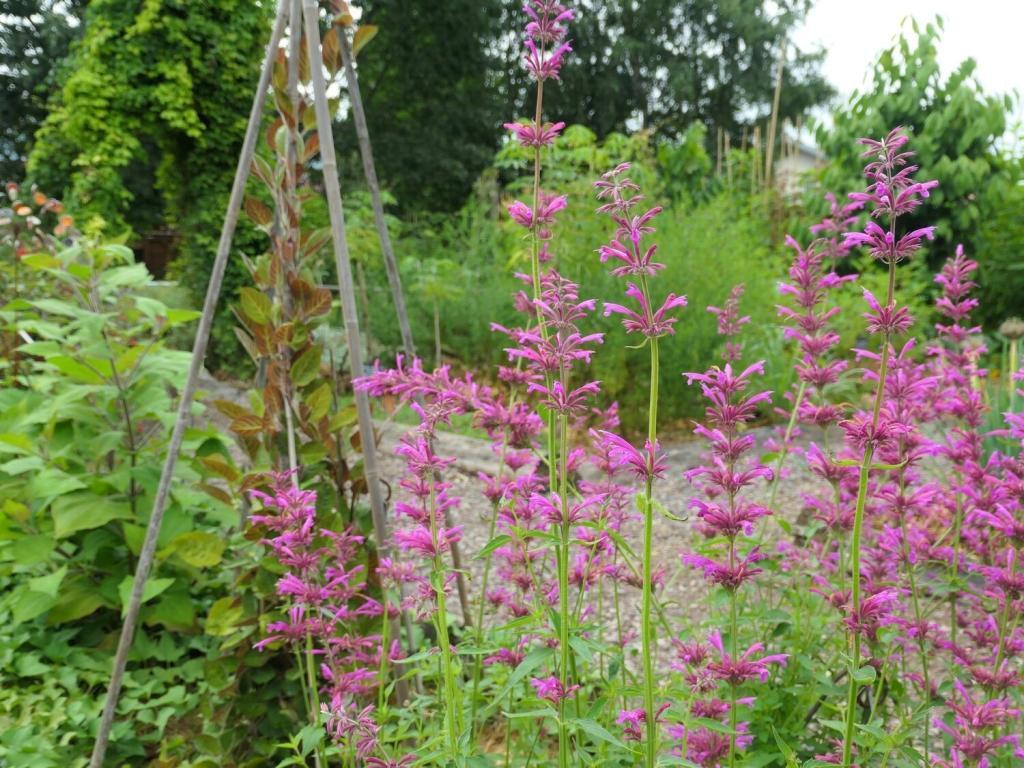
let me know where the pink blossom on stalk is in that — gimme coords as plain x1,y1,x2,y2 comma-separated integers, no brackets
932,681,1024,767
531,675,580,704
524,0,574,44
592,429,667,480
506,193,568,231
504,119,565,147
706,629,788,684
810,191,865,263
603,282,688,337
707,284,750,361
862,288,913,335
682,549,767,590
593,162,644,213
523,38,572,81
617,703,670,741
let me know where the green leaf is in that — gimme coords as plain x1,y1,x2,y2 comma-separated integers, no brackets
169,530,225,568
298,723,324,757
166,308,201,326
10,534,55,566
52,495,132,538
48,576,107,624
30,298,79,317
28,469,87,503
488,647,553,713
290,345,323,387
145,589,196,629
118,576,175,613
851,665,877,685
10,585,57,624
29,565,67,597
239,287,272,325
206,597,245,637
568,717,627,750
48,355,106,384
474,534,511,560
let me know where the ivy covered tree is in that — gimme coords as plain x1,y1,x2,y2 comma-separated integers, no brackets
815,17,1022,325
0,0,85,180
27,0,274,366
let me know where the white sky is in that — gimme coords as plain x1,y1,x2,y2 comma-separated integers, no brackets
793,0,1023,124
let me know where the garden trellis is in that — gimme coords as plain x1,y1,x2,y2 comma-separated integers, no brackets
88,2,415,763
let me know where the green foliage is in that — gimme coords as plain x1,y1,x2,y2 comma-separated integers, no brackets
815,16,1023,326
26,0,274,369
0,238,306,764
340,0,505,213
364,125,790,431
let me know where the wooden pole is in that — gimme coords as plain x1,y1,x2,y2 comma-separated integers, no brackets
337,27,416,360
88,4,290,766
337,24,473,627
764,38,786,189
301,0,405,682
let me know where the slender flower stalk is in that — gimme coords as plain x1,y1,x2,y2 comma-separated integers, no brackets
505,6,579,763
838,128,936,768
594,163,684,768
682,362,774,765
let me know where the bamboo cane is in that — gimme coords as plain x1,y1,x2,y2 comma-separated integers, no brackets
302,0,410,688
337,23,473,627
764,38,786,189
337,26,416,360
88,5,290,766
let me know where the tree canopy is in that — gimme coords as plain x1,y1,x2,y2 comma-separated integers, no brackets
815,17,1022,325
346,0,831,212
0,0,85,180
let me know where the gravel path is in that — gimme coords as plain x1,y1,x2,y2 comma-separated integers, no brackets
373,417,828,659
199,375,828,659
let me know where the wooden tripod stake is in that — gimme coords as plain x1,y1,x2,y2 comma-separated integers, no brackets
90,2,413,763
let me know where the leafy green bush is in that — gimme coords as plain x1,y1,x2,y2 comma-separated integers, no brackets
362,126,794,431
0,240,301,764
814,16,1023,327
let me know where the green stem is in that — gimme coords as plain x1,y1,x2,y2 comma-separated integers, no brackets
841,251,896,768
430,483,461,759
728,588,739,768
641,336,660,768
305,632,326,768
557,410,572,768
768,379,808,513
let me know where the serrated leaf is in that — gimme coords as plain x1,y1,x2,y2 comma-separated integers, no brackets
239,287,272,325
305,382,333,421
244,197,273,227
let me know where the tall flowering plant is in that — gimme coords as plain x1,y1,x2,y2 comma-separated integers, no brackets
249,477,385,764
593,163,686,766
681,362,778,766
837,128,937,767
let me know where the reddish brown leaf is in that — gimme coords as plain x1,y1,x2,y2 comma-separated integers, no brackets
243,197,273,228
